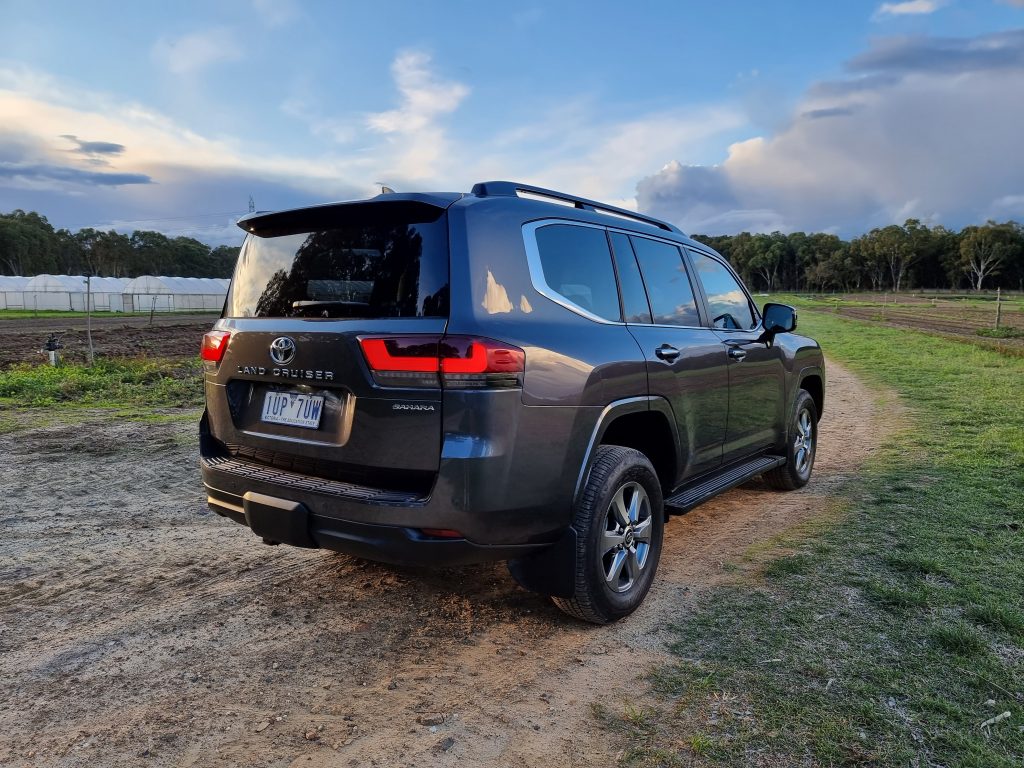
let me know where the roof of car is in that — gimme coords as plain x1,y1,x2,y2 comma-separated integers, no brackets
235,182,702,248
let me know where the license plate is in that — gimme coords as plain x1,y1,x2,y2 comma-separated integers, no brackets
261,391,324,429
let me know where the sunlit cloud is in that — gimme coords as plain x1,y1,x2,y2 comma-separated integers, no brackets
637,29,1024,236
873,0,944,19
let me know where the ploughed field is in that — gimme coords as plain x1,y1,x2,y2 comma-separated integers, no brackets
0,313,214,368
794,294,1024,355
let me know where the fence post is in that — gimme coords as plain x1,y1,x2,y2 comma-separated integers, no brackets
995,287,1002,331
150,296,157,326
85,275,95,366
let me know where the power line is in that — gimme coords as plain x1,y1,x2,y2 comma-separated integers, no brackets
95,210,247,226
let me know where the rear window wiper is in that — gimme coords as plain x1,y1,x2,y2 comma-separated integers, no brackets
289,299,370,318
291,300,369,309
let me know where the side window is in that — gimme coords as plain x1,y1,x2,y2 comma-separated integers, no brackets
688,251,757,330
608,233,652,324
534,224,621,322
629,236,700,326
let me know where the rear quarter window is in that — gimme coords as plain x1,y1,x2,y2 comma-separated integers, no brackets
532,224,621,322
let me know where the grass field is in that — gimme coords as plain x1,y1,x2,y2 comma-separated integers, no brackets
604,311,1024,766
0,358,203,409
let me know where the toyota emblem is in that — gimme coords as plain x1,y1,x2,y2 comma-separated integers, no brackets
269,336,296,365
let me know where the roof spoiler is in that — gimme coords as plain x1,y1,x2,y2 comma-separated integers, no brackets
471,180,682,234
236,193,461,237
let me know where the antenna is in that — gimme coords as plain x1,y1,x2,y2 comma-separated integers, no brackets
374,182,396,195
248,195,256,213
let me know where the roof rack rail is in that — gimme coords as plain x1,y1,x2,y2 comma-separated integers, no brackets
470,181,682,234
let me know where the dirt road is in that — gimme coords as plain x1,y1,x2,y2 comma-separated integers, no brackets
0,361,888,767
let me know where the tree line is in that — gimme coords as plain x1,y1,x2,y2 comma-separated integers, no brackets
694,219,1024,293
3,208,1023,291
0,209,240,278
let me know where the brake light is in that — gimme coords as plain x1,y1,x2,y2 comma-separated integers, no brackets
440,340,525,374
359,338,440,372
201,330,231,362
358,336,525,388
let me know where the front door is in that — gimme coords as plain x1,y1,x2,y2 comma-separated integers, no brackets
686,249,785,463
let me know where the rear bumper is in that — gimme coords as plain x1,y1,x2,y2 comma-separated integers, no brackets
205,483,548,566
198,393,602,565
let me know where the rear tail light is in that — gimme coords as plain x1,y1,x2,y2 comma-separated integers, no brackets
358,336,525,389
201,330,231,363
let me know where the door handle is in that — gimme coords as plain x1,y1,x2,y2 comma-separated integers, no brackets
655,344,680,362
727,347,747,361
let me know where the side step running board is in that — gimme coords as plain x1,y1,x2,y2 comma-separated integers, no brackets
665,455,785,513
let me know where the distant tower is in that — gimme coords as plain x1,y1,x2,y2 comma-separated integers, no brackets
248,195,256,213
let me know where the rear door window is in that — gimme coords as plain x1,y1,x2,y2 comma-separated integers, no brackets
533,224,621,322
608,233,652,324
629,236,700,326
226,212,449,318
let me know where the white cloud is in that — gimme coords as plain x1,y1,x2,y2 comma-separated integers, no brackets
251,0,300,27
151,28,243,75
874,1,943,18
637,30,1024,235
0,66,370,242
365,51,470,181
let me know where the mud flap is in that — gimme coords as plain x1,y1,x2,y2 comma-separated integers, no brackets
243,492,316,548
507,527,578,598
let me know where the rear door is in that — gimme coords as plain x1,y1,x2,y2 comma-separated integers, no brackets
204,199,452,495
609,232,729,483
686,249,786,463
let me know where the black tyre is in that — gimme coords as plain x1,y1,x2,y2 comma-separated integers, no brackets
764,389,818,491
552,445,664,624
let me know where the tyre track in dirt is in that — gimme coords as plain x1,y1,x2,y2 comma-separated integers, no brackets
0,359,893,767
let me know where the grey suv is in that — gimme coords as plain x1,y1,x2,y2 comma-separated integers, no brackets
200,181,824,623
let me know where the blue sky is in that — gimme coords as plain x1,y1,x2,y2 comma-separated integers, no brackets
1,0,1023,243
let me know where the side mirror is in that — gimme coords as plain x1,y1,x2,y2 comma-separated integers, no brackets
762,303,797,334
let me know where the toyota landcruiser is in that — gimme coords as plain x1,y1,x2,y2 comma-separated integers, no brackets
199,181,825,623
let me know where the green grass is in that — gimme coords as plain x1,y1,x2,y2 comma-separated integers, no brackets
978,327,1024,339
607,311,1024,766
0,358,203,408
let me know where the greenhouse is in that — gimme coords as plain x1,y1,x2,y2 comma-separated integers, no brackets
87,277,130,312
22,274,89,311
122,276,229,312
0,276,30,310
0,274,229,313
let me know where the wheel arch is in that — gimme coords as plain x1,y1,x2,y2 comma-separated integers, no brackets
575,397,678,517
798,368,825,421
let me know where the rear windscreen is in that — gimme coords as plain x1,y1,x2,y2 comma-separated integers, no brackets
225,212,449,318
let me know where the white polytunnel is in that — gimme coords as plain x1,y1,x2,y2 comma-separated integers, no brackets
1,274,229,312
122,275,229,312
86,277,129,312
22,274,88,311
0,276,30,310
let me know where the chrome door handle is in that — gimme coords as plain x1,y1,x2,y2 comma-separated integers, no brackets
727,347,747,361
655,344,680,362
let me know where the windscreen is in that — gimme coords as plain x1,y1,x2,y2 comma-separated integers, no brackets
225,211,449,318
